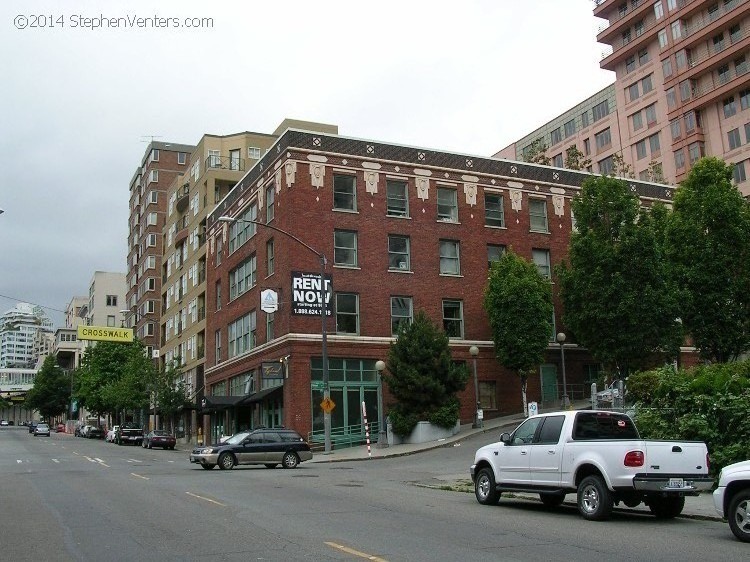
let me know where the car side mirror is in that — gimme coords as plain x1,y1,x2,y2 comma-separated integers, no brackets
500,432,511,444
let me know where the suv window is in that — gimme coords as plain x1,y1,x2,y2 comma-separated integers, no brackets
573,412,639,440
537,415,565,444
511,417,542,445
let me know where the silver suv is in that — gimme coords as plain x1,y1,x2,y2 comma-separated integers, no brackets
190,428,312,470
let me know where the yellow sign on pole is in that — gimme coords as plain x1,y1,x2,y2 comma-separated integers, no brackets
320,397,335,414
77,326,134,343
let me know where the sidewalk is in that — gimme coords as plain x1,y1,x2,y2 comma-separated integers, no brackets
308,400,721,522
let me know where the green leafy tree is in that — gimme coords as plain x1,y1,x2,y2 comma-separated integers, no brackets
611,152,635,179
665,157,750,363
523,138,551,166
484,250,553,416
557,175,682,377
382,311,468,436
155,358,189,433
564,144,591,171
24,355,71,420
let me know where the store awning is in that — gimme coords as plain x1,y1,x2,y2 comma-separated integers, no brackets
200,395,246,412
241,385,283,405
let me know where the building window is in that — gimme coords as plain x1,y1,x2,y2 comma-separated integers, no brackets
552,153,563,168
532,248,551,278
592,100,609,122
658,29,668,48
107,315,116,327
671,20,683,40
479,381,497,410
718,64,730,84
632,111,644,131
642,74,653,94
228,311,256,358
266,312,274,342
550,127,562,145
215,236,222,266
583,138,591,155
595,128,612,151
147,233,157,247
564,119,576,138
666,87,676,109
147,212,158,226
730,24,741,44
228,203,257,253
150,148,160,162
667,0,676,10
215,281,221,311
581,111,589,129
645,104,656,126
229,254,257,301
737,55,748,76
636,139,647,160
149,191,158,204
265,184,275,223
654,1,663,19
439,239,461,275
638,48,649,65
627,82,639,102
487,244,506,268
484,192,505,228
248,147,261,159
670,119,682,140
674,149,685,170
622,29,631,45
688,141,704,164
215,329,222,364
442,300,464,339
649,133,661,154
177,152,187,165
529,199,549,233
599,156,614,175
724,97,737,118
713,32,725,52
266,239,274,276
333,174,356,211
391,296,413,335
106,295,118,306
437,187,458,222
386,179,409,217
334,230,358,267
334,293,359,335
684,110,697,132
388,234,410,271
662,58,673,78
734,161,747,183
740,89,750,111
728,128,742,150
746,124,750,144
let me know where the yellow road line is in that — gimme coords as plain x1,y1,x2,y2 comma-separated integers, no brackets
130,473,149,480
325,541,388,561
185,492,226,507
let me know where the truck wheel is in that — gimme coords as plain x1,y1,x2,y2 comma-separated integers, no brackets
648,496,685,519
218,452,235,470
577,475,613,521
540,493,566,508
474,467,501,505
728,490,750,542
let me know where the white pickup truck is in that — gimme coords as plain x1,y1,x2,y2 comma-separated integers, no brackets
470,410,713,521
713,460,750,542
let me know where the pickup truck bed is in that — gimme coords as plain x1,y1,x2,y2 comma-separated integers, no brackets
471,410,712,521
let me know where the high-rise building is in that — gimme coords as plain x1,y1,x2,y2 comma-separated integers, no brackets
496,0,750,192
0,303,53,369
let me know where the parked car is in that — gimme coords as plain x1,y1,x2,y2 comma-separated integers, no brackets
142,430,176,450
56,423,66,433
713,459,750,542
7,420,14,426
0,420,8,426
34,423,51,437
28,421,38,434
106,426,120,443
116,422,143,446
87,426,105,439
190,427,312,470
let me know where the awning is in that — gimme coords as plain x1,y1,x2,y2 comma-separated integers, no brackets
241,385,283,405
200,395,246,412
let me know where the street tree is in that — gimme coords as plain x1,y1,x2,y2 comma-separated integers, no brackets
155,358,189,433
665,157,750,362
484,250,553,416
382,311,468,437
564,144,591,171
522,138,551,166
557,175,682,377
24,355,70,420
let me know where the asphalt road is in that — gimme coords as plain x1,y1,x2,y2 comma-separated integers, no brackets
0,426,745,561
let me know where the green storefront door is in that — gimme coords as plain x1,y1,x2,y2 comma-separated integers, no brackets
540,364,558,406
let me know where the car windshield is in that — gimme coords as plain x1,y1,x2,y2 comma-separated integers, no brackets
37,424,49,429
224,432,251,445
153,430,169,436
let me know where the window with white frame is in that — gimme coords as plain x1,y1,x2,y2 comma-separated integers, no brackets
437,187,458,222
266,312,274,342
391,296,413,335
178,152,187,165
147,212,158,226
265,184,275,223
106,295,118,306
228,311,256,358
658,29,668,48
149,191,158,204
248,147,261,159
147,233,157,247
148,169,158,184
529,199,549,232
208,149,220,168
215,329,222,363
388,234,410,271
335,293,359,335
439,239,460,275
386,179,409,217
334,230,358,266
228,203,257,253
229,254,257,301
150,148,160,163
266,239,274,276
733,161,747,184
532,248,551,278
333,174,356,211
484,192,505,227
487,244,506,268
107,315,116,327
215,281,221,311
442,300,464,339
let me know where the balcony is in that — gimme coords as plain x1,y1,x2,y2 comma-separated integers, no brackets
176,183,190,213
205,155,245,173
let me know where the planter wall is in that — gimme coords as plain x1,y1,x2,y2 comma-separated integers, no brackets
387,420,460,446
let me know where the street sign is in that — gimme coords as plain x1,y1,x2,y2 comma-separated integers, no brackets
320,397,335,414
528,401,538,417
261,289,279,313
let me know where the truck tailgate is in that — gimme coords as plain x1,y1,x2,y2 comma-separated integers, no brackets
644,441,708,474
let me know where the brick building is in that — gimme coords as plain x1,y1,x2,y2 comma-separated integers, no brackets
201,129,677,445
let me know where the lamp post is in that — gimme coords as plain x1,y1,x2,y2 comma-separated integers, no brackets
216,215,332,453
374,360,388,448
469,346,482,428
556,332,569,409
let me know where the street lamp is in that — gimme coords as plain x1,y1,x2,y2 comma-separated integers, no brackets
375,360,388,448
216,215,332,453
469,346,482,428
556,332,569,409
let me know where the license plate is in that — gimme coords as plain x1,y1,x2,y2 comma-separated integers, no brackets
667,478,684,488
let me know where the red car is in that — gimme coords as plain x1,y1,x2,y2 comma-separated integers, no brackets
56,424,66,433
142,430,176,450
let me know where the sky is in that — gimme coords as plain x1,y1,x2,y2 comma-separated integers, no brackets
0,0,614,328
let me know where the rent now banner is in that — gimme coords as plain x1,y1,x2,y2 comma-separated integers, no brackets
77,325,134,343
291,271,332,316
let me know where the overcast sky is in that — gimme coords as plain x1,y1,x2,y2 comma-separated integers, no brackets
0,0,613,328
